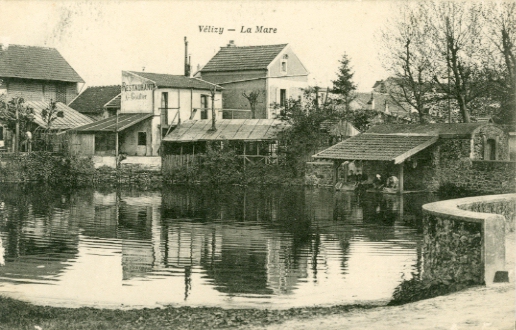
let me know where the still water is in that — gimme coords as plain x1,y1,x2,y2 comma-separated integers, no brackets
0,184,436,309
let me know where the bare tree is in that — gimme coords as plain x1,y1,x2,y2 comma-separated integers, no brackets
482,2,516,125
424,1,487,123
380,5,435,123
242,90,261,119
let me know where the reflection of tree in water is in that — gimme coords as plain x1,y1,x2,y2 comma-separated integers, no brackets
0,184,79,281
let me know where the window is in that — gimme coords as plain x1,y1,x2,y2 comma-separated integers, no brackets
0,126,3,140
138,132,147,146
161,92,169,124
161,92,168,109
280,54,288,73
200,95,209,119
485,138,497,160
281,60,287,73
280,89,287,107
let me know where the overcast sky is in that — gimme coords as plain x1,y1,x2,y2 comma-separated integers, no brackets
0,1,395,91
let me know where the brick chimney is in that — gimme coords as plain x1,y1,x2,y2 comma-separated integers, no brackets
184,37,191,77
227,40,236,47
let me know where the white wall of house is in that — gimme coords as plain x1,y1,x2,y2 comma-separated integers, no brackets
153,88,222,125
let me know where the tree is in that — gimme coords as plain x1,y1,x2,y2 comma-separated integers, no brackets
425,1,487,123
242,90,261,119
482,2,516,126
380,6,435,123
40,99,64,150
331,54,357,111
380,1,491,123
0,96,35,151
41,99,64,132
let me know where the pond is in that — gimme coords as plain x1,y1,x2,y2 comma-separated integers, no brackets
0,184,437,309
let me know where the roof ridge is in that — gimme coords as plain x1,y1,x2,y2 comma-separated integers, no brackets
0,43,58,50
221,43,288,49
86,84,121,88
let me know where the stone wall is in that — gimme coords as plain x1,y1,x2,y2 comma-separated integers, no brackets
472,124,509,160
437,159,516,194
423,194,515,285
304,161,334,186
422,214,484,284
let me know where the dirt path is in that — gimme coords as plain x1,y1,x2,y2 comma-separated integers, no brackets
245,232,516,330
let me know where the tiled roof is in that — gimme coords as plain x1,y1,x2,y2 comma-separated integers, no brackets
313,133,438,163
68,85,121,114
162,119,288,142
72,113,153,133
105,94,121,108
0,44,84,83
200,44,288,72
129,71,222,90
24,101,94,130
366,123,487,137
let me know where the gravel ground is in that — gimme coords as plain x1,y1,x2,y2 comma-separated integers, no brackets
245,232,516,330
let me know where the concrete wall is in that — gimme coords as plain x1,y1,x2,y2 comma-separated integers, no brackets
119,117,159,156
423,194,516,285
218,79,267,119
267,46,309,77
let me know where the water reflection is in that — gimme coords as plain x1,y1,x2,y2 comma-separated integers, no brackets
0,184,436,308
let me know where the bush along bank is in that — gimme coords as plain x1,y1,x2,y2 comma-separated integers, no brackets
162,147,303,186
0,152,95,185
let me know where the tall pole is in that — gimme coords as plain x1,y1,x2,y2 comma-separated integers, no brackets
14,99,19,154
115,110,119,169
210,86,216,131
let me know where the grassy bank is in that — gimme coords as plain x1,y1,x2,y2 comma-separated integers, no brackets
0,296,374,330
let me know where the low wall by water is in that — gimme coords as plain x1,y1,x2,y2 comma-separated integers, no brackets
422,194,516,286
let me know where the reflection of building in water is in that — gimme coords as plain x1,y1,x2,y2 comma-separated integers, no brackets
0,186,80,282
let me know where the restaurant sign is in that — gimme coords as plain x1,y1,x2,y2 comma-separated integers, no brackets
121,71,156,113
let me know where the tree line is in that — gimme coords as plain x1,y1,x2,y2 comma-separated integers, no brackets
379,1,515,124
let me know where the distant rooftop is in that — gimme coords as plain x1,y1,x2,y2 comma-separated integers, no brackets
0,44,84,83
200,44,288,72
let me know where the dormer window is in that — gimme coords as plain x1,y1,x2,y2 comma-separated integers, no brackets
280,54,288,73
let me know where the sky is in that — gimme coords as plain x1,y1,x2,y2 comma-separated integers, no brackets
0,1,396,92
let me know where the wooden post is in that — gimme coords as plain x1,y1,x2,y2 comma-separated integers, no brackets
243,142,246,170
398,162,404,194
14,99,19,154
333,160,341,186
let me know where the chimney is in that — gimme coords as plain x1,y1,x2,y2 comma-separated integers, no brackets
227,40,236,47
369,92,375,110
184,37,191,77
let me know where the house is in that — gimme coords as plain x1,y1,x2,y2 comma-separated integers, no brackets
161,119,288,175
0,44,93,151
68,85,121,120
70,70,222,169
197,41,309,119
311,123,511,193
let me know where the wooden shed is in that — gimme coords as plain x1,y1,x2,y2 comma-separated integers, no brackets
161,119,288,173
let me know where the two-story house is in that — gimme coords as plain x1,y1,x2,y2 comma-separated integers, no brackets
71,70,222,169
197,41,309,119
0,44,94,150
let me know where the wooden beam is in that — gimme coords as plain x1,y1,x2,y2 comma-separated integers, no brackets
399,162,404,193
393,136,438,164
